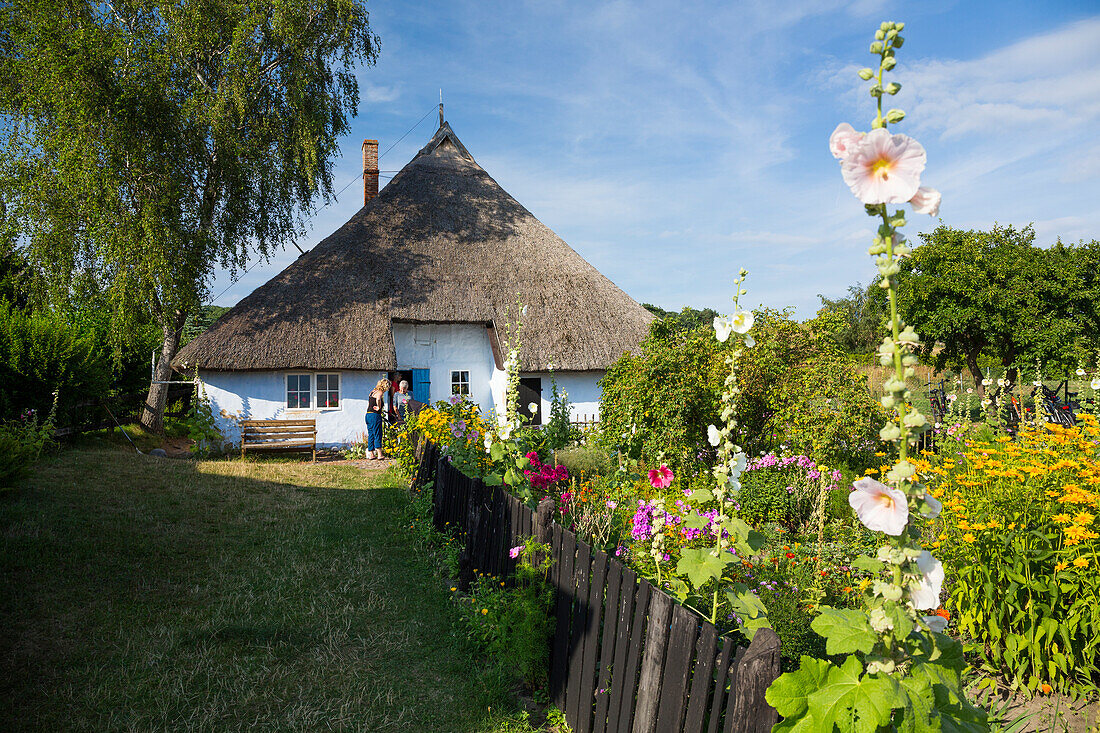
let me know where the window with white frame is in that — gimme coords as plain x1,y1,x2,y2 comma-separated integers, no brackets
287,373,312,409
316,373,340,408
451,370,470,395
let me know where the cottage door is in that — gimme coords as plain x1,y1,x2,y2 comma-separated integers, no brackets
517,377,542,426
411,369,431,404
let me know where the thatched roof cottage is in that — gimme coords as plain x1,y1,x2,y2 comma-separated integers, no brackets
174,119,653,446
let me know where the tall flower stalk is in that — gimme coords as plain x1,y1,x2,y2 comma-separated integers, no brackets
766,22,987,731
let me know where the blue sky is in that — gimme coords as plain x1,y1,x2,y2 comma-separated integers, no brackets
209,0,1100,319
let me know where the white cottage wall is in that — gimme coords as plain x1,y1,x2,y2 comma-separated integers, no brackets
392,323,496,413
198,370,388,447
523,371,603,422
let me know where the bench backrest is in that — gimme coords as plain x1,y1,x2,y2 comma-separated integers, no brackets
240,419,317,447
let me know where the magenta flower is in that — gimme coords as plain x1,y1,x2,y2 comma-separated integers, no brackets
648,464,674,489
509,545,524,559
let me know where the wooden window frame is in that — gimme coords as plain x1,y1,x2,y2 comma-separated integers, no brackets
315,372,342,410
450,369,470,396
285,373,313,411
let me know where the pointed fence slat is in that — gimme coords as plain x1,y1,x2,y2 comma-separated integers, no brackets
420,442,781,733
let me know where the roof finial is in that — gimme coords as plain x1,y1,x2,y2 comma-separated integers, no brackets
439,89,444,127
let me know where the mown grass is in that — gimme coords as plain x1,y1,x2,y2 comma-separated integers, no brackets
0,449,537,732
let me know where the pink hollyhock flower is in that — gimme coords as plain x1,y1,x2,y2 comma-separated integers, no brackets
909,186,941,216
912,551,944,610
840,128,926,204
648,464,674,489
829,122,865,160
509,545,524,559
848,477,908,535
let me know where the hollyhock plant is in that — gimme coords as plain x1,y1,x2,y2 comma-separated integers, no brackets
767,21,987,732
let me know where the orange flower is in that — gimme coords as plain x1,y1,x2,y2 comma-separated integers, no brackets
934,608,951,620
1054,562,1068,572
1040,683,1052,695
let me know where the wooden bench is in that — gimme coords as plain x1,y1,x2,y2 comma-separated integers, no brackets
240,419,317,461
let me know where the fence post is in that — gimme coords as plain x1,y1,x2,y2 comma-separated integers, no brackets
727,627,781,733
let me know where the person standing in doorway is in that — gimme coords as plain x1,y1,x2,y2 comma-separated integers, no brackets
365,378,390,460
393,380,411,425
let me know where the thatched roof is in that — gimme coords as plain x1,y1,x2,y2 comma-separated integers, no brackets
174,122,653,373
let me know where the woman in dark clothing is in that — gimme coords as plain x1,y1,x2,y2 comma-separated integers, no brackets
365,378,390,459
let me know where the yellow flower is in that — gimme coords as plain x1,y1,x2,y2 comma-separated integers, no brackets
481,608,489,614
1052,514,1073,525
1054,561,1068,572
1072,511,1095,525
1072,557,1089,568
963,533,976,543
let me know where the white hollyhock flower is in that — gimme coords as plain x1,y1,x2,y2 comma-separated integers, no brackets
1075,368,1085,376
744,334,755,348
909,186,941,216
528,402,539,414
849,477,909,536
714,315,733,342
912,551,944,610
1092,378,1100,391
707,424,722,447
829,122,865,161
923,615,947,633
731,309,754,334
921,492,942,520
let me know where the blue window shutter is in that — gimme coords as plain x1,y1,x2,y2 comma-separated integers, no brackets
411,369,431,403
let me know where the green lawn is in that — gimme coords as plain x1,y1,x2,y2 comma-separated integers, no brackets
0,449,532,732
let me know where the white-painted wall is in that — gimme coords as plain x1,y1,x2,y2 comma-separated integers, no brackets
523,371,604,422
198,369,387,447
393,323,497,414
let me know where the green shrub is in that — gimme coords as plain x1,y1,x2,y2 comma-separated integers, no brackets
554,445,613,477
0,401,55,487
463,540,555,690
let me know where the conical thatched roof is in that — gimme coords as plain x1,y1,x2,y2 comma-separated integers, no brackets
174,122,653,373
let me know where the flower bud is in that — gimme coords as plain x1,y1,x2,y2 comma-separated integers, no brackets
879,423,901,442
875,29,886,40
881,395,895,409
893,35,904,47
880,21,892,31
870,41,884,54
886,108,905,123
882,56,897,71
870,85,883,97
885,82,901,95
886,29,898,40
895,22,905,31
858,67,875,80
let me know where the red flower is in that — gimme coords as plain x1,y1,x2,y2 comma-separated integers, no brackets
785,552,795,559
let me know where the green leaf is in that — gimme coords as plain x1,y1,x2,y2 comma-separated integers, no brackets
806,656,902,733
688,488,713,504
726,583,771,639
852,554,881,573
681,513,709,530
810,607,878,655
765,656,835,723
489,442,504,461
482,473,503,486
676,548,728,590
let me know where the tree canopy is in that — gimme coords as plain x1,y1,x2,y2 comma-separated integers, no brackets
892,224,1100,391
0,0,379,430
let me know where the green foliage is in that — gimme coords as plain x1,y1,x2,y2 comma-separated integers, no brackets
0,0,380,427
739,309,884,469
554,445,613,477
541,372,579,451
181,383,222,456
0,300,115,423
817,282,887,356
891,225,1100,384
599,318,731,474
463,541,555,690
641,303,720,334
181,305,231,346
0,398,55,487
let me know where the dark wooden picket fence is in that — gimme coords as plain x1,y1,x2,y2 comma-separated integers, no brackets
413,442,782,733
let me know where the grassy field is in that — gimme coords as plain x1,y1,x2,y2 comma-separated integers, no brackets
0,448,540,732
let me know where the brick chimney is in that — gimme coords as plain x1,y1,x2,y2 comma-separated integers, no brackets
362,139,379,204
